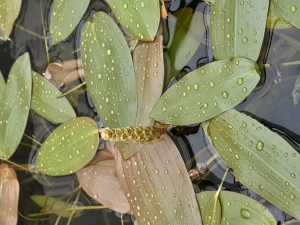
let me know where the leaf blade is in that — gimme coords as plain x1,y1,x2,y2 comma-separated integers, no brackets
150,58,260,125
50,0,90,45
35,117,99,176
205,109,300,220
0,53,31,158
106,0,160,41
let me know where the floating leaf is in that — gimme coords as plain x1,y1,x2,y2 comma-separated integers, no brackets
203,109,300,220
106,0,160,41
81,12,137,129
150,58,260,125
211,0,269,61
0,164,19,225
77,142,130,213
117,35,165,159
31,72,76,123
0,53,31,158
113,135,202,225
272,0,300,30
35,117,99,176
30,195,81,218
266,2,293,29
0,0,22,40
197,191,276,225
166,8,206,82
50,0,90,45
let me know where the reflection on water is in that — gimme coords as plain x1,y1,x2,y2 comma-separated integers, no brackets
0,0,300,224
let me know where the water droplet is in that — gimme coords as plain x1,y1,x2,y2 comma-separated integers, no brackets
259,184,264,190
222,92,228,98
123,3,128,9
107,49,111,55
242,122,247,128
256,141,264,151
98,74,102,79
235,153,240,160
210,82,215,87
238,29,243,34
291,6,297,12
240,208,252,219
76,150,80,154
227,202,231,206
141,2,146,7
162,107,167,112
194,84,199,90
242,37,248,43
290,194,295,199
291,173,296,178
203,103,208,108
153,62,158,68
237,78,244,85
164,169,169,174
91,145,95,149
242,87,247,93
69,155,73,159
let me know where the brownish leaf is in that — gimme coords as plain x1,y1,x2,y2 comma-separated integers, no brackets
76,142,130,214
0,164,19,225
112,135,202,225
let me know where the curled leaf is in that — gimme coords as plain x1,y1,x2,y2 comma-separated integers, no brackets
106,0,160,41
266,2,293,29
31,72,76,123
150,58,260,125
30,195,81,218
197,191,276,225
77,142,130,213
211,0,269,61
0,164,19,225
35,117,99,176
204,109,300,220
0,53,31,158
50,0,90,45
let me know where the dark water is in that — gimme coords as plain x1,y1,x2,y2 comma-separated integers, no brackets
1,0,300,224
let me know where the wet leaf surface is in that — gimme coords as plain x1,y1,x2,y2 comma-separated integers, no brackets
50,0,90,45
31,71,76,123
204,109,300,220
150,58,260,125
266,2,293,29
0,164,19,225
106,0,160,41
211,0,269,61
35,117,99,176
77,141,130,213
272,0,300,30
112,135,202,225
0,0,22,40
166,8,206,82
0,53,31,159
81,12,137,129
197,191,276,225
30,195,82,218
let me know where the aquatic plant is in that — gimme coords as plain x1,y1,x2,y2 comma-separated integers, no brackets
0,0,300,224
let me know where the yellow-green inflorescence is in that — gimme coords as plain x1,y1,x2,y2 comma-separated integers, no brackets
99,125,169,144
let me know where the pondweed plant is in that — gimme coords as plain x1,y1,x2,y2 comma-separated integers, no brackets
0,0,300,224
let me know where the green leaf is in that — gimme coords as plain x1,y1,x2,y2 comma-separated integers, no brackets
105,0,160,41
202,194,221,225
197,191,276,225
114,135,202,225
0,71,5,100
165,8,206,82
204,109,300,220
0,53,31,159
31,72,76,123
50,0,90,45
150,58,260,125
211,0,269,61
30,195,81,218
266,2,293,29
35,117,99,176
81,12,137,129
0,0,22,40
272,0,300,29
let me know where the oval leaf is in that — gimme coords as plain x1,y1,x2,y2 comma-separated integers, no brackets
106,0,160,41
166,7,206,81
81,12,137,129
150,58,260,125
50,0,90,45
204,109,300,220
0,0,22,40
272,0,300,30
35,117,99,176
30,195,81,218
211,0,269,61
197,191,276,225
77,142,130,213
113,136,202,225
31,72,76,123
0,53,31,158
0,164,19,225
